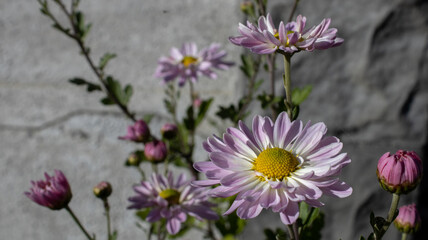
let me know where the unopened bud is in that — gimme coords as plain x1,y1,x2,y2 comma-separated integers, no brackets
126,152,142,167
93,181,112,199
394,204,421,234
144,140,167,162
161,123,178,140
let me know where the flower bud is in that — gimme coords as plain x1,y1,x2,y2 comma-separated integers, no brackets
24,170,72,210
377,150,422,194
144,140,167,162
161,123,178,140
93,181,112,200
125,152,142,166
394,204,421,234
119,120,151,143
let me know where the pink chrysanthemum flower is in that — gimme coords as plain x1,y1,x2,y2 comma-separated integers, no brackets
229,13,343,55
154,42,234,87
193,112,352,225
24,170,72,210
128,173,218,235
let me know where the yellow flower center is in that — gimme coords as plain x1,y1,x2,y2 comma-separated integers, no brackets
159,189,180,205
253,147,299,181
181,56,198,67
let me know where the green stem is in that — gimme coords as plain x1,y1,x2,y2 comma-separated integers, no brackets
65,206,94,240
282,54,293,119
287,224,296,240
292,222,300,240
288,0,301,22
376,193,400,239
137,166,146,180
401,233,408,240
103,199,112,240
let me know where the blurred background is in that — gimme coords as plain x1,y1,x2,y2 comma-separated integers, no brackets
0,0,427,239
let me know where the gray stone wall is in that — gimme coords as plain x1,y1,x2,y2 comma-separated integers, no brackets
1,0,427,239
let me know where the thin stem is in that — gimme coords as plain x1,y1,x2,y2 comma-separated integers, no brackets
288,0,301,22
401,233,408,240
292,222,300,240
137,166,146,180
65,206,94,240
185,82,199,179
103,199,112,240
267,53,278,119
282,54,293,119
287,224,296,240
375,193,400,239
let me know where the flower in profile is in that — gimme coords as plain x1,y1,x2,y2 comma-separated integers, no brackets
229,13,343,55
24,170,72,210
394,204,421,234
154,42,234,87
377,150,423,195
193,112,352,225
128,173,218,235
119,120,151,143
144,140,168,162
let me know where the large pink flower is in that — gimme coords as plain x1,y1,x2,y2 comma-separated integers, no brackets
25,170,72,210
128,173,218,235
193,112,352,225
229,13,343,55
154,42,233,87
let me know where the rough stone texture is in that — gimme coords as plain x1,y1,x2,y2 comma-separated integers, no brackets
1,0,427,240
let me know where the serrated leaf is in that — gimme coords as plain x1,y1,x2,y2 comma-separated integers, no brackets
292,85,312,105
99,53,117,70
195,98,213,127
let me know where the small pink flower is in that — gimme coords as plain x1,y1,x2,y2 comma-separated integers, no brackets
377,150,423,194
144,140,168,162
161,123,178,140
128,173,218,235
229,13,343,55
193,97,202,108
119,120,151,143
154,42,233,87
25,170,72,210
394,204,421,233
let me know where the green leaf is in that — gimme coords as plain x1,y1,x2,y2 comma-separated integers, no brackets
105,76,133,105
143,114,154,124
195,98,213,127
183,105,195,131
253,79,264,91
99,53,117,70
299,202,311,224
300,210,324,240
69,77,102,92
109,231,118,240
292,85,312,105
123,85,133,104
240,54,255,78
100,97,115,105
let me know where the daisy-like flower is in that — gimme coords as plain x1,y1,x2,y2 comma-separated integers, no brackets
128,173,218,235
193,112,352,225
154,42,234,87
229,13,343,55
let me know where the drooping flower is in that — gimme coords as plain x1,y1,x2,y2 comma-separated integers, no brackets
128,173,218,235
377,150,423,195
144,140,168,162
119,120,151,143
229,13,343,55
25,170,72,210
193,112,352,225
394,204,421,234
154,42,234,87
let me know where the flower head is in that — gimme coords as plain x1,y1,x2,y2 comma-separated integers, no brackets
24,170,72,210
229,13,343,55
193,112,352,225
144,140,168,162
128,173,218,235
119,120,151,143
154,42,233,87
394,204,421,234
377,150,423,194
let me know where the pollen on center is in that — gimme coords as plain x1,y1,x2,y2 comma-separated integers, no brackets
253,147,299,181
181,56,198,67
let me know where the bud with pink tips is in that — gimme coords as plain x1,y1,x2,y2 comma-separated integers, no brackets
144,140,168,162
119,120,151,143
24,170,72,210
377,150,423,195
394,204,421,234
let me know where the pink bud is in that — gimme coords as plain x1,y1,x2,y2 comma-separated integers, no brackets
93,181,112,199
377,150,422,194
144,140,168,162
24,170,72,210
394,204,421,233
119,120,151,143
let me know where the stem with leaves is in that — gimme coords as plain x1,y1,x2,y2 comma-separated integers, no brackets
38,0,136,122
